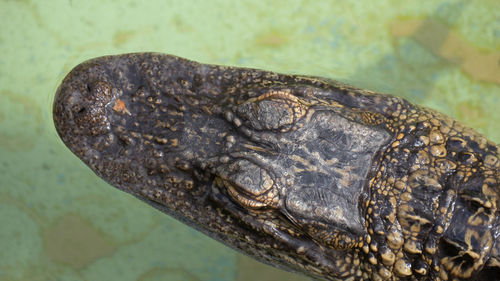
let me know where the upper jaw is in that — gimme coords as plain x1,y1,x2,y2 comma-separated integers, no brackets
53,53,375,280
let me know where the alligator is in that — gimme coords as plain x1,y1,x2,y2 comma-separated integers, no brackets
53,53,500,280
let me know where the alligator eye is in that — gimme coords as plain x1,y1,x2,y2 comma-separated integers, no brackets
235,90,307,132
216,159,280,209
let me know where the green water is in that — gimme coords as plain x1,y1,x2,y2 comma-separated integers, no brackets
1,1,499,281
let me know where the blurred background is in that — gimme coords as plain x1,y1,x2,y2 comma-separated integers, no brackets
1,0,499,280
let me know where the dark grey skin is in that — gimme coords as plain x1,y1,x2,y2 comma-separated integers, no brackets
53,53,500,281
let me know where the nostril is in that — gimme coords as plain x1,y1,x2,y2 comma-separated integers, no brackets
85,81,112,104
77,107,86,114
70,103,86,115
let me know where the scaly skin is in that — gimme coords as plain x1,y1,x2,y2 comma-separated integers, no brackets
53,53,500,280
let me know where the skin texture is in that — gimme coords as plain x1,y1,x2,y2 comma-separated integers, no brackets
53,53,500,281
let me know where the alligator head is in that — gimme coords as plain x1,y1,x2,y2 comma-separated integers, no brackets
53,53,500,280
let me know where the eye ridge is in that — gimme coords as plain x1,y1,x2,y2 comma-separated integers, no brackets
236,89,308,132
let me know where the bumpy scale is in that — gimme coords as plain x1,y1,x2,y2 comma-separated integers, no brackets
53,53,500,281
